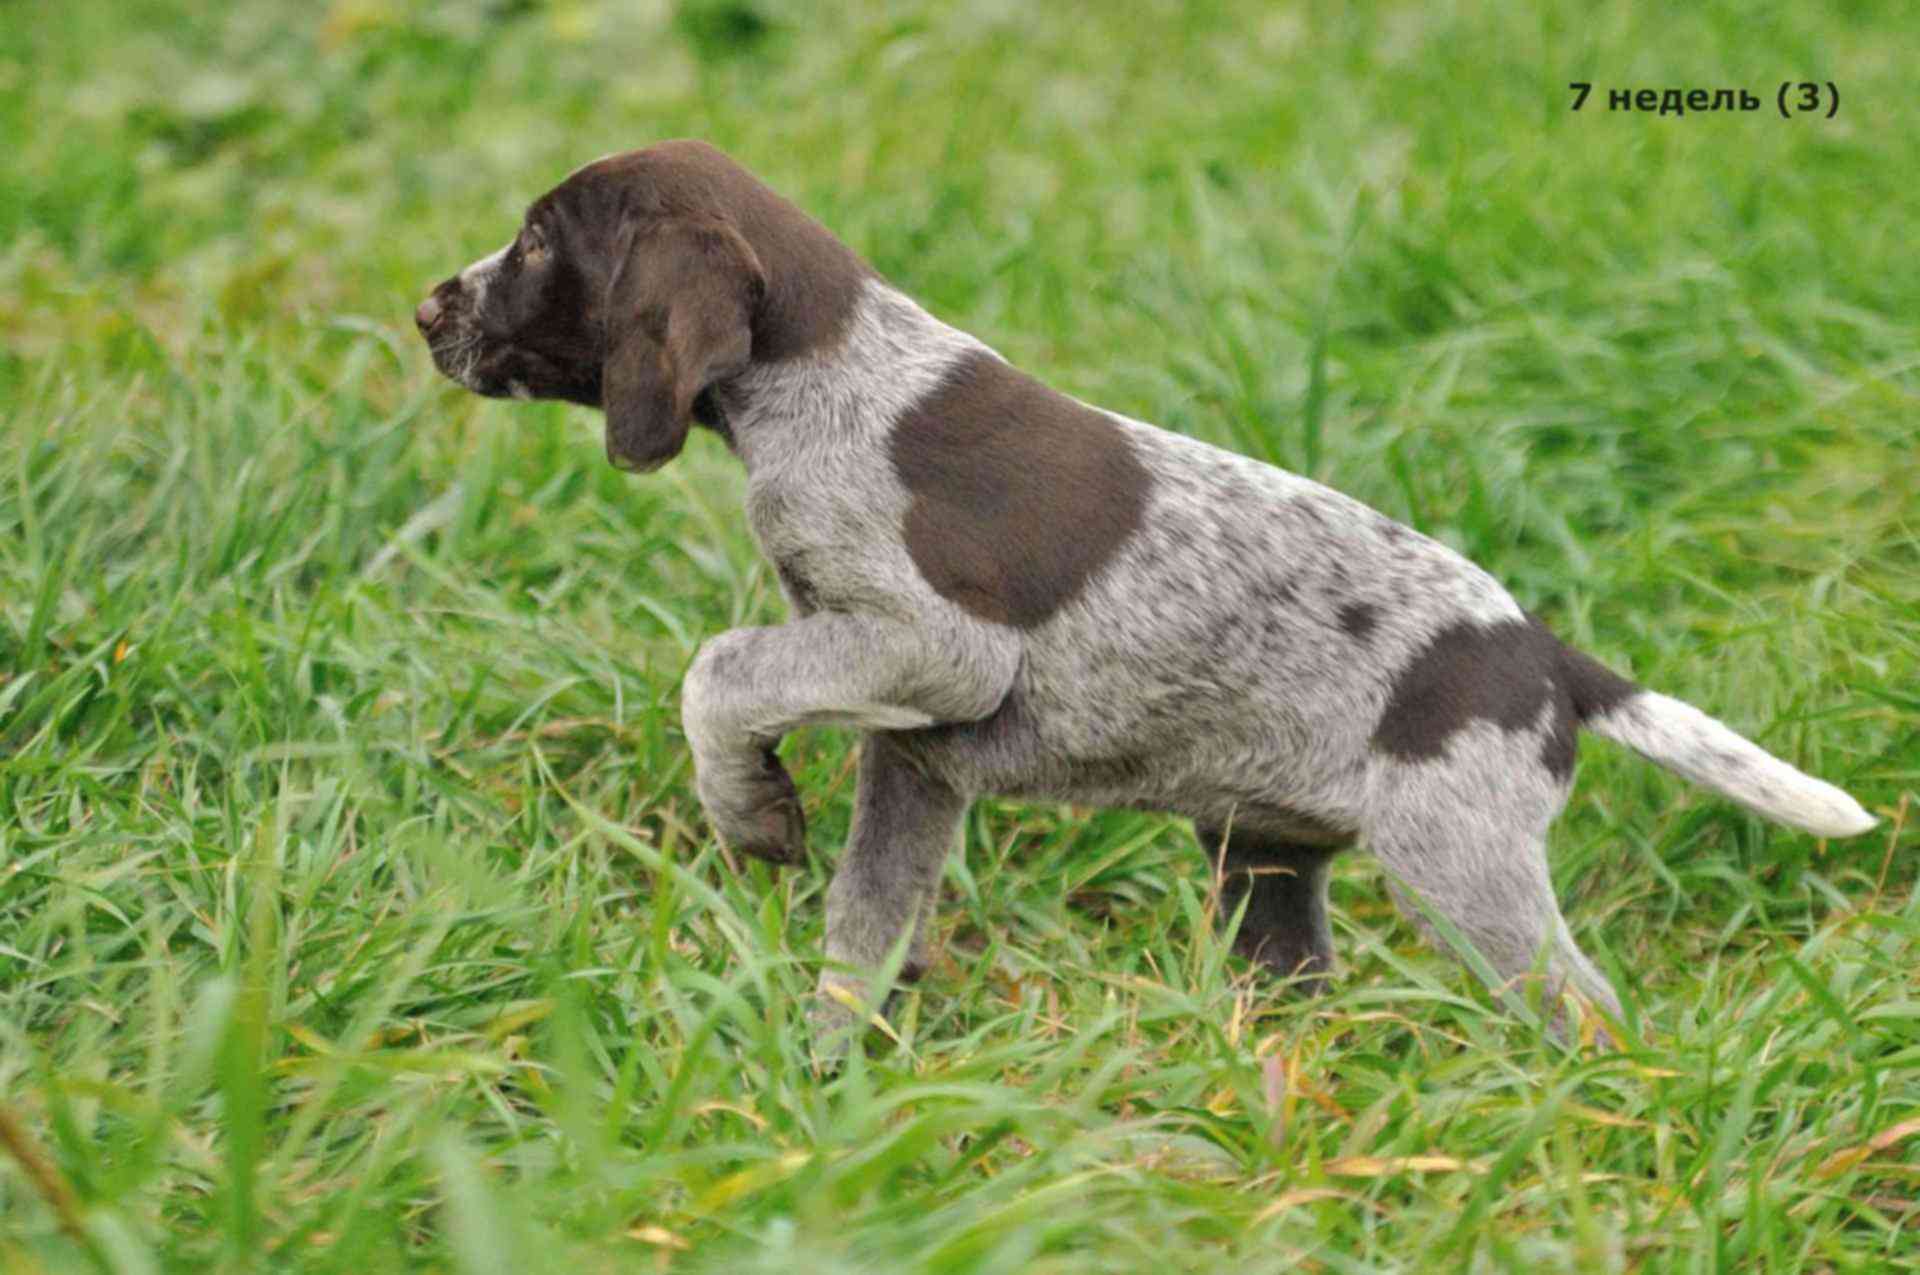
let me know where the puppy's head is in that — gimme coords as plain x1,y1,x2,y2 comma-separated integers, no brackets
416,142,772,472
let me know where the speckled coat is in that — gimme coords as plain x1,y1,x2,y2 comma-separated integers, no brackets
418,140,1875,1048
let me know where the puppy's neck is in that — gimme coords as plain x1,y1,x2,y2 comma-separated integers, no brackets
714,279,992,474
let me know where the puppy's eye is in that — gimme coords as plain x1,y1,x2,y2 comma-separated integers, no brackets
520,223,548,258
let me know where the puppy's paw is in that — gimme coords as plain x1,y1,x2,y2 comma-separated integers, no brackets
806,992,863,1075
698,749,808,866
808,975,911,1073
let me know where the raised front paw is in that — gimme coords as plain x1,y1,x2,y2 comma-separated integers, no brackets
697,748,808,866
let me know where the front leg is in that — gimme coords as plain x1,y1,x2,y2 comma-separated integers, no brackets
679,611,1015,864
812,732,970,1046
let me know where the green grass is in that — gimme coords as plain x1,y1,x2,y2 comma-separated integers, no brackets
3,0,1918,1269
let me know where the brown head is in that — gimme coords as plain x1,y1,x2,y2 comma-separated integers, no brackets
414,140,870,471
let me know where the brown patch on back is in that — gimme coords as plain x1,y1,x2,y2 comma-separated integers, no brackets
889,351,1151,628
556,140,873,363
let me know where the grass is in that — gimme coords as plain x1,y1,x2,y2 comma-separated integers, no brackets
2,0,1918,1269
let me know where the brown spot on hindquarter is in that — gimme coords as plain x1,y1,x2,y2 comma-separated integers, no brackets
889,351,1151,628
1371,614,1640,780
1538,637,1639,779
1559,640,1638,719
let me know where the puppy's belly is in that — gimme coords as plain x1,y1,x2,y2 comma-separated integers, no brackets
892,679,1366,841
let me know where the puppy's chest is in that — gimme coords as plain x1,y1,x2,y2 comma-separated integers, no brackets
744,463,918,618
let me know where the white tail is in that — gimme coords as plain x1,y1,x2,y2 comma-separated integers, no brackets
1584,691,1876,838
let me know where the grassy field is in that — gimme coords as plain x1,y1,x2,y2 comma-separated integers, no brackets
3,0,1918,1269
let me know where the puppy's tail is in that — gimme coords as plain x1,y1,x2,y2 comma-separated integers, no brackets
1564,645,1876,839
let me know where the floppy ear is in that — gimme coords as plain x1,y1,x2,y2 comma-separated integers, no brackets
601,218,765,471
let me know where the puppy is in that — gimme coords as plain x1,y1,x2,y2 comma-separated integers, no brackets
418,141,1876,1044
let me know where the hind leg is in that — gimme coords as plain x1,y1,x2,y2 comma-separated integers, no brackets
1198,823,1343,996
1367,742,1621,1030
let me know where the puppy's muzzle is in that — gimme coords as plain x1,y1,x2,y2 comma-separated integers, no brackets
415,278,466,336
